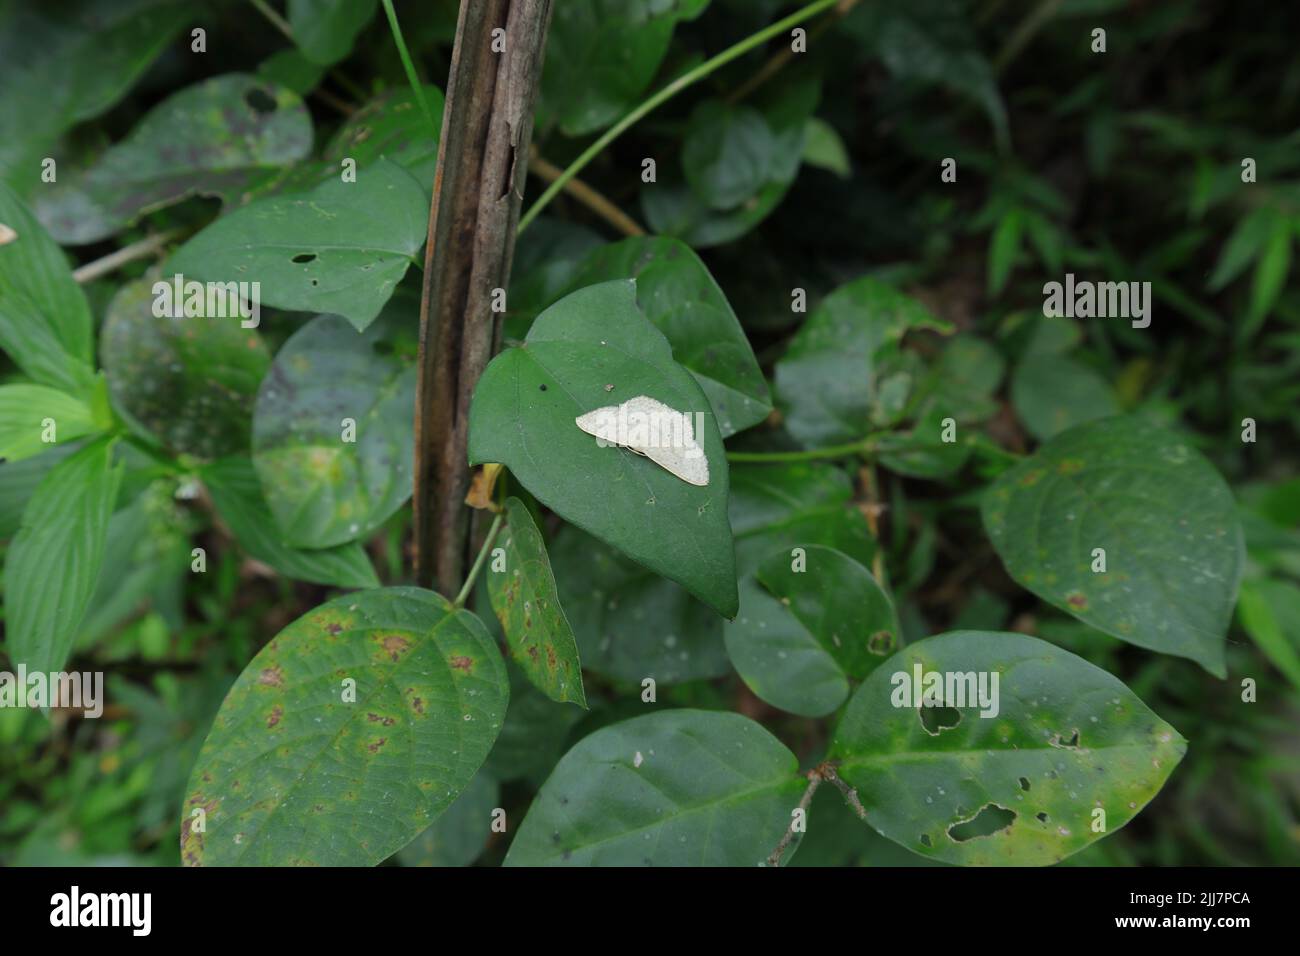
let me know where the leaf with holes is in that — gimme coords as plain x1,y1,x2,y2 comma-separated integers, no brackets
166,157,426,331
33,74,312,245
4,437,123,674
180,588,508,866
102,278,271,459
252,309,415,548
505,710,804,866
726,545,899,718
774,277,950,447
830,631,1185,866
202,457,379,590
468,280,737,617
487,497,586,707
982,416,1243,676
550,524,730,685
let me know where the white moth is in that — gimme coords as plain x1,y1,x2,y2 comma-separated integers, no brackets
575,394,709,486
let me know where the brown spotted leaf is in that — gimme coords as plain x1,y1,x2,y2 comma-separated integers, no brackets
982,416,1243,676
181,588,508,866
830,631,1185,866
487,497,586,707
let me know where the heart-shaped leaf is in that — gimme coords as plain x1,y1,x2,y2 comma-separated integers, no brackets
550,524,730,684
513,236,772,437
102,278,271,459
487,497,586,707
202,456,379,590
725,545,899,717
774,277,950,446
730,463,876,576
252,310,415,548
982,416,1243,675
683,101,777,210
167,156,426,331
830,631,1186,866
469,280,737,617
505,709,804,866
540,0,710,136
33,74,312,245
181,588,508,866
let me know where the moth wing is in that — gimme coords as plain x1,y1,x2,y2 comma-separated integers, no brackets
641,444,710,486
575,404,623,444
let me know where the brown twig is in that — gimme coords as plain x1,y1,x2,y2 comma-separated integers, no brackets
766,767,823,867
528,148,645,237
822,765,868,821
412,0,553,595
726,0,860,104
73,229,184,284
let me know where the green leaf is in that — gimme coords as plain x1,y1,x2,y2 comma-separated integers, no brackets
830,631,1186,866
4,437,123,673
252,310,415,548
395,770,499,867
642,73,817,248
1010,354,1119,441
258,49,327,95
33,75,313,245
774,277,949,446
0,384,101,462
682,101,777,210
1246,215,1292,335
202,457,380,590
505,710,804,866
1237,578,1300,693
1207,208,1270,292
322,85,445,188
167,157,427,331
487,497,587,707
484,664,589,784
181,588,508,866
526,236,772,436
726,546,899,717
982,416,1243,676
101,278,271,459
0,0,191,194
0,444,79,538
801,117,851,178
551,525,730,684
988,208,1022,296
540,0,710,136
289,0,379,65
0,183,96,395
730,462,876,576
469,280,737,617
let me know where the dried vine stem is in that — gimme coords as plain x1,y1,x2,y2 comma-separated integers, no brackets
413,0,553,595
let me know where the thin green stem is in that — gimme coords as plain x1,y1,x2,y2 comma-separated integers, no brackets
453,511,504,608
517,0,842,234
727,435,883,464
380,0,438,136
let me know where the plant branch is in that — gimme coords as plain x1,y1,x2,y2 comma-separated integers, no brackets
517,0,842,234
727,433,886,464
413,0,553,596
73,229,184,284
528,148,645,237
766,767,823,867
821,765,868,821
726,0,860,104
453,511,504,607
